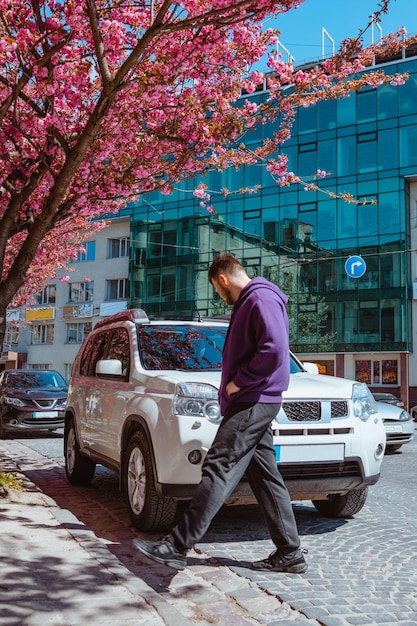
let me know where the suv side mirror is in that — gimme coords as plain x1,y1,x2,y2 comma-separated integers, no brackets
96,359,123,377
302,362,319,375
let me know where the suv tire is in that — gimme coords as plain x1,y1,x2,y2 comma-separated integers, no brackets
64,417,96,486
312,487,368,517
124,431,177,531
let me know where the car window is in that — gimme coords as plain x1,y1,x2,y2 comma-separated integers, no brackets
137,325,226,371
107,328,130,377
137,325,306,373
80,330,111,376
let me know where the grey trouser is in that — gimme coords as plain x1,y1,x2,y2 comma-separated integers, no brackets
171,402,301,556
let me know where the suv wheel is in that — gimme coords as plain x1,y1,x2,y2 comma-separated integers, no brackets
64,417,96,485
312,487,368,517
125,431,177,531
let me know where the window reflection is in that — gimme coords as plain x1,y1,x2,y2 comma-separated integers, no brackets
137,325,227,371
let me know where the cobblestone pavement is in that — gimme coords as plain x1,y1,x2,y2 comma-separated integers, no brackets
2,429,417,626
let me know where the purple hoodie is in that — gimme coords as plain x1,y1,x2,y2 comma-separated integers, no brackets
219,277,290,415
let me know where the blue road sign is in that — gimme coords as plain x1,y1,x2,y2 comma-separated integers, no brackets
345,255,366,278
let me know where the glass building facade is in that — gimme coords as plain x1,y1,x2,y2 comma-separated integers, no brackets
126,45,417,404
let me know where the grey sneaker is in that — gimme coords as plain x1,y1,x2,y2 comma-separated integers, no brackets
133,534,187,570
252,549,307,573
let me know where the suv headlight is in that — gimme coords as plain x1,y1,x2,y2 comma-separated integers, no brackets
173,383,222,422
4,396,25,407
352,383,378,422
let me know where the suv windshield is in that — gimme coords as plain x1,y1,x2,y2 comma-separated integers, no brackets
137,324,306,374
5,371,67,389
137,324,227,371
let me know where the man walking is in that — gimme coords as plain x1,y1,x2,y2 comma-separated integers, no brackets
134,252,307,573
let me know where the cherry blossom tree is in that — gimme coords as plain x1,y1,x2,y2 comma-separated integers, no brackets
0,0,411,345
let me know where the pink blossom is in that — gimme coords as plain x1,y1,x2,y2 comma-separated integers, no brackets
0,0,409,315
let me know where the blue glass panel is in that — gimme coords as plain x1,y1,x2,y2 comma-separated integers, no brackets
337,96,356,126
378,129,399,170
318,99,336,130
357,90,377,123
337,136,356,176
318,139,337,176
298,105,317,133
337,195,357,240
399,125,417,167
245,163,263,187
377,178,399,193
298,150,317,177
358,201,378,237
279,191,298,209
378,192,401,243
317,199,336,243
357,180,377,196
398,73,417,117
377,83,398,119
357,139,377,173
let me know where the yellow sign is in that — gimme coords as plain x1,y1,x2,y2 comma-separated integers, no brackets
26,308,55,321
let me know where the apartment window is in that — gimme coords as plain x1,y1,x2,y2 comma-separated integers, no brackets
68,281,94,302
108,237,129,258
5,324,19,345
64,363,72,382
31,324,54,345
67,321,92,343
106,279,129,300
34,284,56,305
76,241,96,262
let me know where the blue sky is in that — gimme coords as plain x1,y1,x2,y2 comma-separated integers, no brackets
268,0,416,64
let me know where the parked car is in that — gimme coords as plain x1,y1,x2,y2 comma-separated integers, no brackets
0,369,67,437
410,406,417,423
372,392,404,408
64,309,386,531
374,400,414,452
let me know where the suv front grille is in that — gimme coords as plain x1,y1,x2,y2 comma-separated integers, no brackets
331,401,348,417
282,400,349,422
279,460,361,480
283,401,321,421
33,399,58,409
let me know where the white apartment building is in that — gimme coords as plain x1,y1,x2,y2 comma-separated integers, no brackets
3,216,130,381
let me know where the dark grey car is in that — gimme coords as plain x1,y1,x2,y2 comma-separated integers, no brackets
0,369,67,437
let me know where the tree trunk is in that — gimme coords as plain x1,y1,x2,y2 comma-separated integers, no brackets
0,299,7,356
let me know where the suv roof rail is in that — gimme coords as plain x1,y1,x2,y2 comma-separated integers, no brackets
94,308,149,329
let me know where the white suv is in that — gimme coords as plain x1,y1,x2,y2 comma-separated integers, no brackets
64,309,386,531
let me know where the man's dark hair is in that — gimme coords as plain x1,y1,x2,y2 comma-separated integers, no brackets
208,253,244,284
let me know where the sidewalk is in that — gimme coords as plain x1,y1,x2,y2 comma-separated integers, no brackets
0,440,312,626
0,449,181,626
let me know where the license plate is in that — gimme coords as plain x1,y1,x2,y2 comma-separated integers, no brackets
275,444,344,462
385,424,402,434
33,411,59,418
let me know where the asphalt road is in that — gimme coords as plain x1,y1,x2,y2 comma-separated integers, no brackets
12,426,417,626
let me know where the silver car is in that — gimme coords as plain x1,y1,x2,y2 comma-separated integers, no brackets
375,400,414,452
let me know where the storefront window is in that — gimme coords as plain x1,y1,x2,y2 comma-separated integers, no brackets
355,359,398,385
381,360,398,384
356,360,371,384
